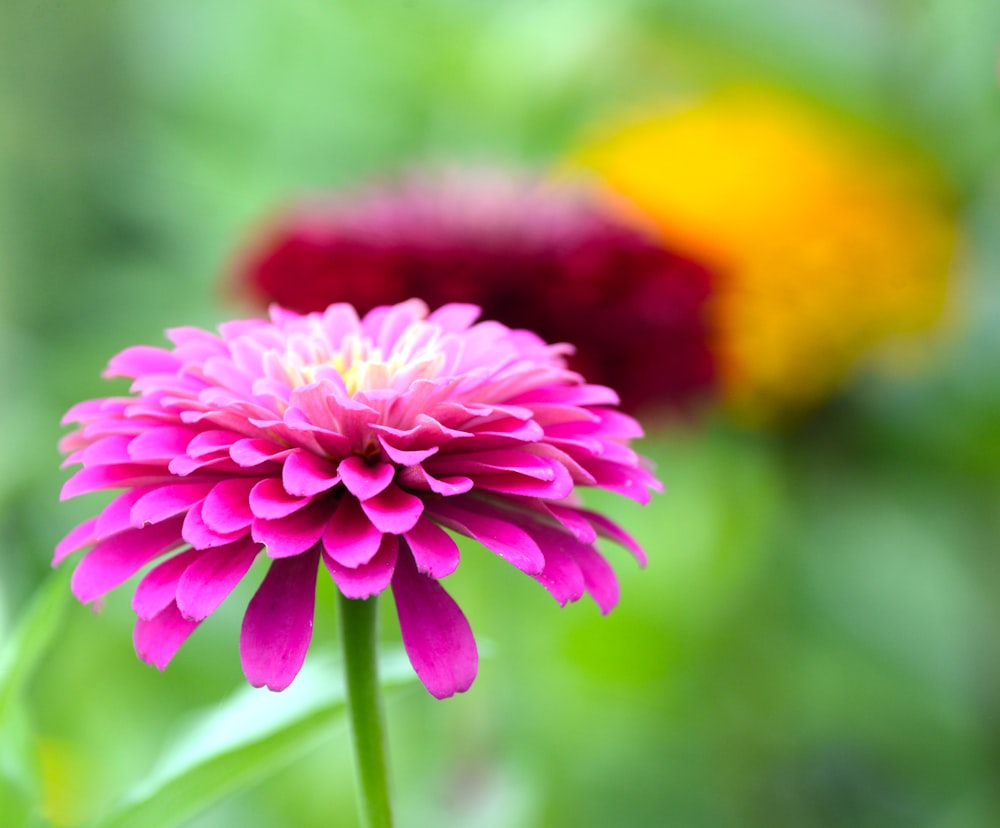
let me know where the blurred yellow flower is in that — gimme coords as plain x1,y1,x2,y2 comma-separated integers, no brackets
570,87,957,424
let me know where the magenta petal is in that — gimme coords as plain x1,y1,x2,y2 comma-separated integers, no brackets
96,487,156,539
403,517,460,578
132,548,202,620
106,344,180,378
377,437,438,466
71,516,186,604
131,482,215,528
78,434,132,466
391,544,477,699
580,509,647,566
426,498,544,574
127,425,198,462
572,542,620,614
201,477,258,533
469,464,574,499
427,302,481,331
428,449,561,480
182,503,248,549
584,459,658,504
520,522,587,607
282,450,341,497
337,455,394,500
358,483,424,534
134,601,200,670
61,464,168,500
53,518,98,565
176,536,260,621
544,503,598,545
240,547,320,691
252,500,330,559
321,496,384,568
323,534,398,599
249,477,310,519
186,429,239,458
396,464,473,496
230,437,295,467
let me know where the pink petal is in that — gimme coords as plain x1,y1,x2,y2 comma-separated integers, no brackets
323,534,398,599
134,601,200,670
78,434,133,466
584,459,659,504
391,544,477,699
61,464,169,500
53,517,98,565
105,345,180,378
182,502,248,549
240,547,320,691
377,437,438,466
90,485,148,535
427,449,559,480
337,455,394,500
520,521,587,607
371,417,472,451
70,516,186,604
426,303,481,332
511,382,621,408
425,498,544,574
127,426,198,462
396,464,473,496
168,453,242,477
580,509,647,566
230,437,295,467
249,478,310,519
321,496,384,568
176,536,260,621
282,450,341,497
467,464,574,499
61,398,121,426
358,483,424,534
186,429,240,458
403,517,460,578
131,482,215,528
201,477,258,533
572,541,620,614
541,503,598,545
252,500,330,559
132,548,202,620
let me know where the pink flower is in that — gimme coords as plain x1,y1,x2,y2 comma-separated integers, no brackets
57,300,660,698
231,169,717,416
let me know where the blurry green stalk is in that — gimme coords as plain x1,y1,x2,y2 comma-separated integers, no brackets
337,593,394,828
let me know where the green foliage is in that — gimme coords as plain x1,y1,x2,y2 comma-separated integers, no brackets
1,0,998,826
0,571,72,828
96,649,416,828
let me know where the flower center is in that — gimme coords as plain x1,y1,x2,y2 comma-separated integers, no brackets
289,324,448,396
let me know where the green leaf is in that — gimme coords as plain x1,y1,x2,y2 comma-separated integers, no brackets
95,648,417,828
0,568,72,722
0,569,73,828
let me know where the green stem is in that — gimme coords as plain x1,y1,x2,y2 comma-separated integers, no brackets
337,592,394,828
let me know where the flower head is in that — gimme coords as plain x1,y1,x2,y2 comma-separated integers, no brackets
57,300,660,698
570,88,957,423
231,168,717,416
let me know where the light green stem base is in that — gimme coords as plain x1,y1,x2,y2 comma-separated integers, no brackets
337,593,394,828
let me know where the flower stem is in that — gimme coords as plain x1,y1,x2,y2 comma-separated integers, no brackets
337,592,394,828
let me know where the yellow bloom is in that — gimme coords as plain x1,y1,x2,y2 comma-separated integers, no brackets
570,87,957,424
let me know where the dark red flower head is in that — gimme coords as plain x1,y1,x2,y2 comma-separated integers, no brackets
231,168,718,416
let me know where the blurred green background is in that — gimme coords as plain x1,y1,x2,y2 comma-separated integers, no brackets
1,0,999,826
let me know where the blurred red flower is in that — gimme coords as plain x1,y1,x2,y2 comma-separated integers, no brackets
231,169,718,417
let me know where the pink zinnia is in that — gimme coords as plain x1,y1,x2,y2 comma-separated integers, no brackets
231,169,717,416
57,300,660,698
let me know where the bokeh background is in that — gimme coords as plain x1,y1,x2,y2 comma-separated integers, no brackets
2,0,999,826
